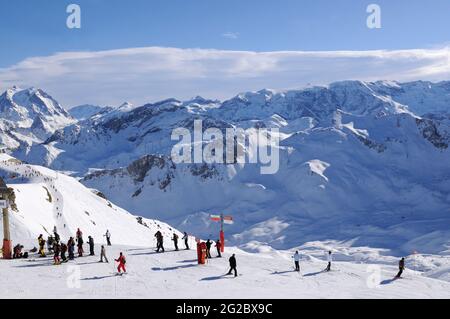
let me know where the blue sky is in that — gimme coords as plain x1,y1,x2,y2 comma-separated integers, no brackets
0,0,449,106
1,0,449,67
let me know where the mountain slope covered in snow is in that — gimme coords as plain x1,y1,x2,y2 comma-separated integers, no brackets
0,154,182,247
1,80,449,255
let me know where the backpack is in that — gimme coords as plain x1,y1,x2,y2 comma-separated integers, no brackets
122,256,126,264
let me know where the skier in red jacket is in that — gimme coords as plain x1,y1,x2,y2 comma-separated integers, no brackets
115,252,126,273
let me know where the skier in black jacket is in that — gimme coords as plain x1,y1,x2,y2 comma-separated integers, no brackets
155,231,165,252
395,258,405,278
182,232,189,250
227,254,238,277
206,239,212,258
88,236,95,256
68,237,75,260
172,233,179,251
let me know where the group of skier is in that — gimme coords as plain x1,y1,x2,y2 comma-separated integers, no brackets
291,250,407,279
36,227,113,266
154,231,191,253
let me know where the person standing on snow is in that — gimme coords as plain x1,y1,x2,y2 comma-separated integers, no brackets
227,254,238,277
60,242,68,262
76,228,83,239
99,245,109,263
182,232,189,250
54,230,60,243
88,236,95,256
293,251,300,272
38,234,46,257
172,233,179,251
104,230,111,246
67,237,75,260
155,231,165,253
395,257,405,278
76,230,84,257
325,251,332,272
115,252,126,274
215,239,222,258
53,242,61,265
206,239,212,259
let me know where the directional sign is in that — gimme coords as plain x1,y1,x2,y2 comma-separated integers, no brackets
210,214,221,222
223,216,234,224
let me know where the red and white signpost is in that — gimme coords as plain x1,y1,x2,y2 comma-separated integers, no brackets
210,213,233,253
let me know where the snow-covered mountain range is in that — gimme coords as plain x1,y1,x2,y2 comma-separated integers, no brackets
1,80,449,255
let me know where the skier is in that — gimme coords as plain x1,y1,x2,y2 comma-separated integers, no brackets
206,239,212,259
325,251,332,272
53,241,61,265
13,244,24,259
182,232,190,250
172,233,179,251
104,230,111,246
76,234,84,257
292,251,300,272
99,245,109,263
115,252,126,274
54,230,60,243
47,236,54,252
38,234,46,257
67,237,75,260
395,257,406,278
155,231,165,253
60,242,68,262
215,239,222,258
227,254,238,277
88,236,95,256
76,228,83,239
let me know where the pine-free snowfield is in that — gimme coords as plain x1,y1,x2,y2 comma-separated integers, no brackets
1,244,450,299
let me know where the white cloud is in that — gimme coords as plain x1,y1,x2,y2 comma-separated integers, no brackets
222,32,239,39
0,46,449,108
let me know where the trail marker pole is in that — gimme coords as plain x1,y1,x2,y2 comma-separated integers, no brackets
0,178,12,259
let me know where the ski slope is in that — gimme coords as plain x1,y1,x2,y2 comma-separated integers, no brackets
0,154,184,247
0,244,449,299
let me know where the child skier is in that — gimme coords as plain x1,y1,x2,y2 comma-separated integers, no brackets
115,252,126,274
